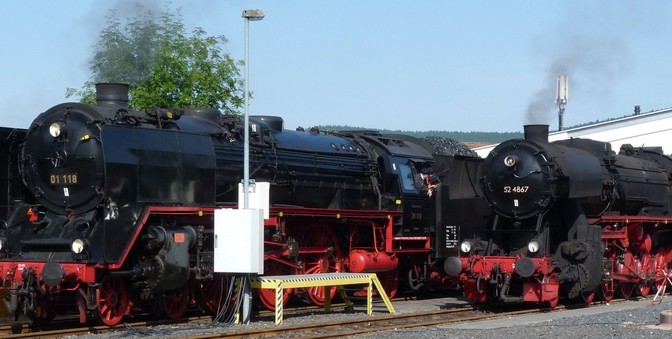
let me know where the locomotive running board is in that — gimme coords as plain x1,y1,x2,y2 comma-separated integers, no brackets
250,272,395,325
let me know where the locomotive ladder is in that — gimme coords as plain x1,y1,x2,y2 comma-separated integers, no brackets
249,272,395,325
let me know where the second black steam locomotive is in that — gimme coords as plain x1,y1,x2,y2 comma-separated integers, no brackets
445,124,672,306
0,83,481,325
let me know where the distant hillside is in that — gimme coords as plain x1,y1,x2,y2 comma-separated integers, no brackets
317,125,522,143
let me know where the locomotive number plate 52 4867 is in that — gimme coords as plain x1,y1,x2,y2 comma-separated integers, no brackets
503,185,529,193
49,174,78,185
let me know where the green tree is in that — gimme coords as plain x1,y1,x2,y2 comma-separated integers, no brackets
66,3,244,114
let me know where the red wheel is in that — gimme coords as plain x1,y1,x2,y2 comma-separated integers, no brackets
616,253,635,299
638,283,651,297
619,282,635,299
637,253,652,297
581,290,595,304
654,248,671,295
639,283,651,297
194,273,235,315
296,225,343,306
598,281,615,302
258,261,295,310
159,284,190,320
96,276,130,326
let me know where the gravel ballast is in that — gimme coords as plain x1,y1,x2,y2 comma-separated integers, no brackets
361,298,672,338
66,297,672,338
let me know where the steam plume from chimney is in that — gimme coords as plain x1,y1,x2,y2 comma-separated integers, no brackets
525,32,631,127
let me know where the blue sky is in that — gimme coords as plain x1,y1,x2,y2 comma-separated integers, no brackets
1,1,671,132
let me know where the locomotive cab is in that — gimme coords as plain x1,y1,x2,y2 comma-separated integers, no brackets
377,154,437,235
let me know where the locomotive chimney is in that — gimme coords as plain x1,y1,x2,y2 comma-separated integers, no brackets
95,83,129,107
524,124,549,143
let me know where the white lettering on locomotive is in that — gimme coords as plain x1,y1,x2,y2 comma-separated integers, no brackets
503,185,529,193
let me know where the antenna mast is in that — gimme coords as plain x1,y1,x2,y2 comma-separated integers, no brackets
556,74,568,131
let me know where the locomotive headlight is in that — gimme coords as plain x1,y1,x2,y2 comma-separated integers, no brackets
0,237,5,251
71,239,86,254
49,122,65,138
527,240,540,253
503,155,518,168
460,240,472,253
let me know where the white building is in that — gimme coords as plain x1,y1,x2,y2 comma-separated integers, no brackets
474,107,672,158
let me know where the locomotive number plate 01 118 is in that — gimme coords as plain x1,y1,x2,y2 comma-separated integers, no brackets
503,185,529,193
50,173,78,185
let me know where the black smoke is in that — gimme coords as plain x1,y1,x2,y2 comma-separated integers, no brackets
525,8,633,127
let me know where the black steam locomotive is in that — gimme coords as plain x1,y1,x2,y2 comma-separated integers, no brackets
0,83,477,325
445,124,672,306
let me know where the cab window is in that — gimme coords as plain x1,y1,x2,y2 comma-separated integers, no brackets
398,162,418,192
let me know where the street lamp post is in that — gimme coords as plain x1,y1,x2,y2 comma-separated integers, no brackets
240,8,264,325
242,9,264,210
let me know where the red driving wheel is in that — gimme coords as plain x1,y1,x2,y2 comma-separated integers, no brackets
160,284,190,320
194,273,235,315
258,260,295,310
96,276,130,326
296,225,343,306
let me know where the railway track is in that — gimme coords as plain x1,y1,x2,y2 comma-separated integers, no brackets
0,297,634,338
218,298,639,338
0,315,212,338
0,301,364,338
209,305,567,338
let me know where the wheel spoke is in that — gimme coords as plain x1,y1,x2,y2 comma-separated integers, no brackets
96,276,128,326
194,273,236,315
258,262,294,310
294,224,343,306
619,283,634,299
161,284,190,320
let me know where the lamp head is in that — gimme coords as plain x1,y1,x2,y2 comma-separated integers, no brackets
242,9,265,20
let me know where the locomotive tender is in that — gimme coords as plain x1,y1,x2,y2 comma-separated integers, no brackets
0,83,469,325
0,127,27,222
445,124,672,307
